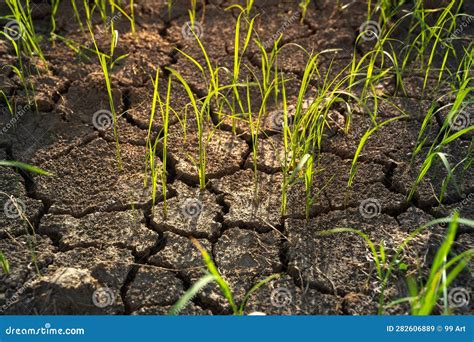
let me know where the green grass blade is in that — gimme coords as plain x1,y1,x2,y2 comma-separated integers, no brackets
168,273,215,315
0,251,9,275
0,160,53,176
238,273,282,314
348,116,404,186
191,238,238,314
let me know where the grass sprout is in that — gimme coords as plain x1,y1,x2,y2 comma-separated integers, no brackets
319,214,474,314
145,71,172,211
3,0,46,64
0,161,52,276
84,1,124,169
169,238,282,315
389,213,473,315
0,251,9,275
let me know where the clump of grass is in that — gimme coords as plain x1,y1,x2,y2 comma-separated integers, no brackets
145,70,172,210
166,9,257,190
408,60,473,202
278,47,356,216
401,0,463,91
3,0,46,64
0,191,41,274
299,0,311,21
166,67,208,190
254,35,282,101
246,78,277,196
319,214,474,314
84,1,127,170
1,0,49,106
404,213,473,315
371,0,406,23
50,0,61,39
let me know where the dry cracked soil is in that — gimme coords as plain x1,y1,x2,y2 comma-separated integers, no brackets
0,0,473,315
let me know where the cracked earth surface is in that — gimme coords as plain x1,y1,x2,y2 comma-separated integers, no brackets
0,0,473,315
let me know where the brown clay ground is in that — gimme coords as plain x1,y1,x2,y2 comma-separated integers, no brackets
0,0,473,315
